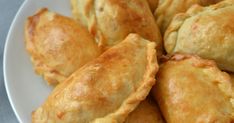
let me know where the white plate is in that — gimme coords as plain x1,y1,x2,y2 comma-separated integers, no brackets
3,0,71,122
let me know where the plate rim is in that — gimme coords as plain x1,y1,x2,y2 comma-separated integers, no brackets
3,0,28,123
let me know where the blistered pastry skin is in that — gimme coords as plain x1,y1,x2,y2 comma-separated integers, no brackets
32,34,158,123
25,8,100,85
164,0,234,72
124,97,164,123
71,0,162,55
155,0,221,33
153,54,234,123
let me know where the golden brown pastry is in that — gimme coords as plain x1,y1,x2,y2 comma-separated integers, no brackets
125,97,164,123
71,0,162,55
155,0,221,33
32,34,158,123
25,8,100,85
152,54,234,123
164,0,234,72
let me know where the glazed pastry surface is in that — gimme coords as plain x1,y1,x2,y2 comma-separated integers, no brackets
32,34,158,123
153,54,234,123
25,8,100,85
164,0,234,72
71,0,162,55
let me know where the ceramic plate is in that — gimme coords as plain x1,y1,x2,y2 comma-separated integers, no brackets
3,0,71,122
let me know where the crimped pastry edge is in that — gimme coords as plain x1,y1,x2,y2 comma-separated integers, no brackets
92,34,159,123
163,0,234,54
25,8,67,85
158,53,234,119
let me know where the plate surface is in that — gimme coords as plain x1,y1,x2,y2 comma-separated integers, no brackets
3,0,71,122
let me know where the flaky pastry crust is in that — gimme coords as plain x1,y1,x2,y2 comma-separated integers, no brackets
155,0,222,33
164,0,234,72
25,8,100,85
153,54,234,123
70,0,162,55
32,34,158,123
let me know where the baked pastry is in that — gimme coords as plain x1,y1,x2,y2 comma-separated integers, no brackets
155,0,221,33
71,0,162,55
152,54,234,123
25,8,100,85
32,34,158,123
164,0,234,72
125,97,164,123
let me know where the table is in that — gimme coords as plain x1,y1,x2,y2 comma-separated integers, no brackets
0,0,24,122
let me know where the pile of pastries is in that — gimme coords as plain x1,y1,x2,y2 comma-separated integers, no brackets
24,0,234,122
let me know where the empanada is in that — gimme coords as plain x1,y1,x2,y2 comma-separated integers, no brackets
164,0,234,72
125,97,164,123
71,0,162,55
155,0,221,33
152,54,234,123
25,8,100,85
32,34,158,123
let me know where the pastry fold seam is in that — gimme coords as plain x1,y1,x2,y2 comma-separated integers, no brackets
92,41,158,123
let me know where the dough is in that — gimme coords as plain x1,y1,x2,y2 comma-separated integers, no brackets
25,8,100,85
32,34,159,123
71,0,162,55
155,0,221,33
152,54,234,123
164,0,234,72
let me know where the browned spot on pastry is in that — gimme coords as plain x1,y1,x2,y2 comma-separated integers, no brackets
57,112,65,119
